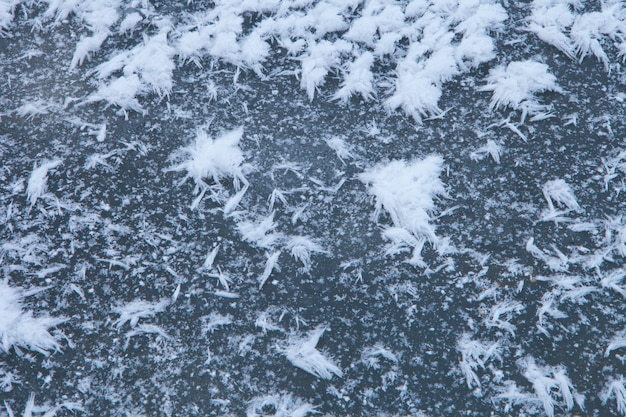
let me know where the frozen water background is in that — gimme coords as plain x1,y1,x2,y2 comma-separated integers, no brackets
1,0,626,416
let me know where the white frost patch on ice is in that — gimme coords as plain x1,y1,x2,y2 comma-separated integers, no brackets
279,327,343,380
470,139,502,164
526,1,578,59
484,300,524,336
536,291,568,337
479,60,562,122
85,74,146,115
605,331,626,357
26,159,62,207
600,268,626,298
85,22,175,113
542,179,580,212
525,238,569,272
570,4,626,71
361,343,399,368
123,324,171,350
332,51,375,103
202,312,233,334
285,235,326,272
520,357,584,417
112,298,169,329
54,0,508,120
69,31,109,70
298,39,352,101
168,127,248,210
255,309,283,333
247,393,318,417
5,394,84,417
601,376,626,416
528,1,626,71
495,358,584,417
237,212,282,249
359,155,447,263
0,0,22,34
457,334,501,390
324,136,354,162
0,281,65,355
15,100,52,120
258,251,281,289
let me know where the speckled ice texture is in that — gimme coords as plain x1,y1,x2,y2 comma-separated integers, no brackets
1,1,626,416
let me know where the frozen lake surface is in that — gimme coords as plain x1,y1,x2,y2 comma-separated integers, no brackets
1,1,626,416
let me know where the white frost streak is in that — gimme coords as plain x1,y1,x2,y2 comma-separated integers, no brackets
520,357,583,417
457,334,501,389
258,251,281,289
26,159,62,207
542,179,580,212
470,139,501,164
601,376,626,416
280,328,343,380
285,236,325,272
112,299,169,329
70,31,109,70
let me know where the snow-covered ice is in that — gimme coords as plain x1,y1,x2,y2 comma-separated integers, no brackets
2,0,626,415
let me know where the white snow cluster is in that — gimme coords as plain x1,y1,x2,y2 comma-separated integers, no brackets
496,357,584,417
279,327,343,380
168,127,249,211
26,159,62,208
112,298,169,329
359,155,447,265
0,281,65,355
479,60,562,122
22,0,508,121
528,0,626,71
601,376,626,416
539,178,581,222
247,393,318,417
457,334,501,390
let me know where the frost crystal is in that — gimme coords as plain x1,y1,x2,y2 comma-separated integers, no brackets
169,127,248,209
360,155,447,260
26,159,62,207
542,179,580,212
112,298,169,329
519,357,584,417
247,394,318,417
0,282,65,355
280,327,343,380
479,60,561,122
601,376,626,416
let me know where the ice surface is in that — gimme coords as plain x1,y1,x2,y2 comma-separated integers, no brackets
3,0,626,415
